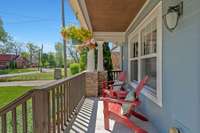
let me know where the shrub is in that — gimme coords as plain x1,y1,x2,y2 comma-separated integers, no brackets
70,63,80,75
9,61,17,69
79,49,88,71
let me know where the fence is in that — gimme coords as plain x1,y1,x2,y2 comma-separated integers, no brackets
0,72,86,133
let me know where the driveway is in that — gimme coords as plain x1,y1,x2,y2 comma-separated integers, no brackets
0,80,55,87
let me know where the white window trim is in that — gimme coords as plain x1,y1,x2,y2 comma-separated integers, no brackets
128,1,163,107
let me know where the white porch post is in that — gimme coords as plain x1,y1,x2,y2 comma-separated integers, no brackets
87,48,95,72
97,41,104,71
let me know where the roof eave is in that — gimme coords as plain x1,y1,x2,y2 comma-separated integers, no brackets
69,0,92,32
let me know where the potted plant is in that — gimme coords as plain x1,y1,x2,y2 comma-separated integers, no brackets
76,38,97,52
61,26,92,45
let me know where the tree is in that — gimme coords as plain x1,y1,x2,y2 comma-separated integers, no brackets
103,42,113,80
26,43,39,64
0,36,15,54
13,41,24,55
0,18,8,43
103,42,113,71
20,52,29,59
41,53,49,67
0,18,24,55
67,45,79,63
55,42,64,67
48,52,56,68
79,49,88,71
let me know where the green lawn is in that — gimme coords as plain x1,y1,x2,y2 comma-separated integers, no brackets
0,72,54,82
0,86,33,132
0,68,38,75
0,69,73,82
0,86,33,108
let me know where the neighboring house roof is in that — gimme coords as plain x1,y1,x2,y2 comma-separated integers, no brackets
0,54,19,62
15,56,29,63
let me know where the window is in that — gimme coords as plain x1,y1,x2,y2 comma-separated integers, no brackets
128,2,162,106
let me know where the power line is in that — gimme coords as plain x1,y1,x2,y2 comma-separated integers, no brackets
0,10,79,25
0,10,53,20
5,19,58,25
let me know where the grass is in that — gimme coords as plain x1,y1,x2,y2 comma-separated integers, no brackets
0,86,33,108
0,86,33,132
0,68,38,75
0,68,73,82
0,72,54,82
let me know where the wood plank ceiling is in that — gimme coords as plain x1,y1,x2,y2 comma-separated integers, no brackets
85,0,147,32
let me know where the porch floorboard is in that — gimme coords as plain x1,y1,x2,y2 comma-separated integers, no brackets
69,97,158,133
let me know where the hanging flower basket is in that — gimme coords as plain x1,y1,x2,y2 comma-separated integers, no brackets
60,26,92,44
61,28,69,40
71,39,81,45
76,38,97,52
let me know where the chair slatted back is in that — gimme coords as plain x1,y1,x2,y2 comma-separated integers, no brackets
118,72,126,82
135,76,149,98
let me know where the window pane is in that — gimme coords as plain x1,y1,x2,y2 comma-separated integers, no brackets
141,18,157,56
141,57,157,90
130,36,138,58
130,60,138,81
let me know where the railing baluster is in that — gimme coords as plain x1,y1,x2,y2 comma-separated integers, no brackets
64,83,67,125
1,114,7,133
68,81,72,119
56,87,60,133
67,81,70,121
48,91,51,133
52,89,56,133
12,108,17,133
61,85,64,130
22,102,27,133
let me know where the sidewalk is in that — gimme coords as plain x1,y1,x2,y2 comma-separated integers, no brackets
0,80,55,86
0,71,40,79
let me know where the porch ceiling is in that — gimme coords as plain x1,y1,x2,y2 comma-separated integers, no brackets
85,0,147,32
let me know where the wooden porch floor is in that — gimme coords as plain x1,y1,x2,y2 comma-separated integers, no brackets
68,97,158,133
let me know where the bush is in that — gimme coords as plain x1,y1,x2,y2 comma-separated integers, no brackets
70,63,80,75
9,61,17,69
79,49,88,71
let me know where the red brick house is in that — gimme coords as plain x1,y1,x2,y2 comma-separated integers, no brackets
111,51,121,70
0,54,29,69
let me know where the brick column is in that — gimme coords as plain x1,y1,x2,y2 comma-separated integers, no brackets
85,72,98,97
98,71,107,96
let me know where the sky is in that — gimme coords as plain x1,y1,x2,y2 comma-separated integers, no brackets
0,0,79,53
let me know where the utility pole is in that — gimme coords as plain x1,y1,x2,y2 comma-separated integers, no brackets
61,0,67,77
40,44,43,72
38,50,40,71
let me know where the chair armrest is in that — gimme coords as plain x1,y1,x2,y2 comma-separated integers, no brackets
101,97,137,105
113,84,123,86
101,80,114,84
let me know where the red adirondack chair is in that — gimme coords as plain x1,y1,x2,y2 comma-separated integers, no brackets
102,71,127,98
105,71,126,87
102,76,149,133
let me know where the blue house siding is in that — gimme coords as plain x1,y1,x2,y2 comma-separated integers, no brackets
123,0,200,133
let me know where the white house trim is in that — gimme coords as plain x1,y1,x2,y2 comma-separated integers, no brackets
93,32,125,45
69,0,92,31
125,0,151,33
78,0,93,31
127,1,163,107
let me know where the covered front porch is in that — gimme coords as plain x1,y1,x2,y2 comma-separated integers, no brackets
0,71,157,133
